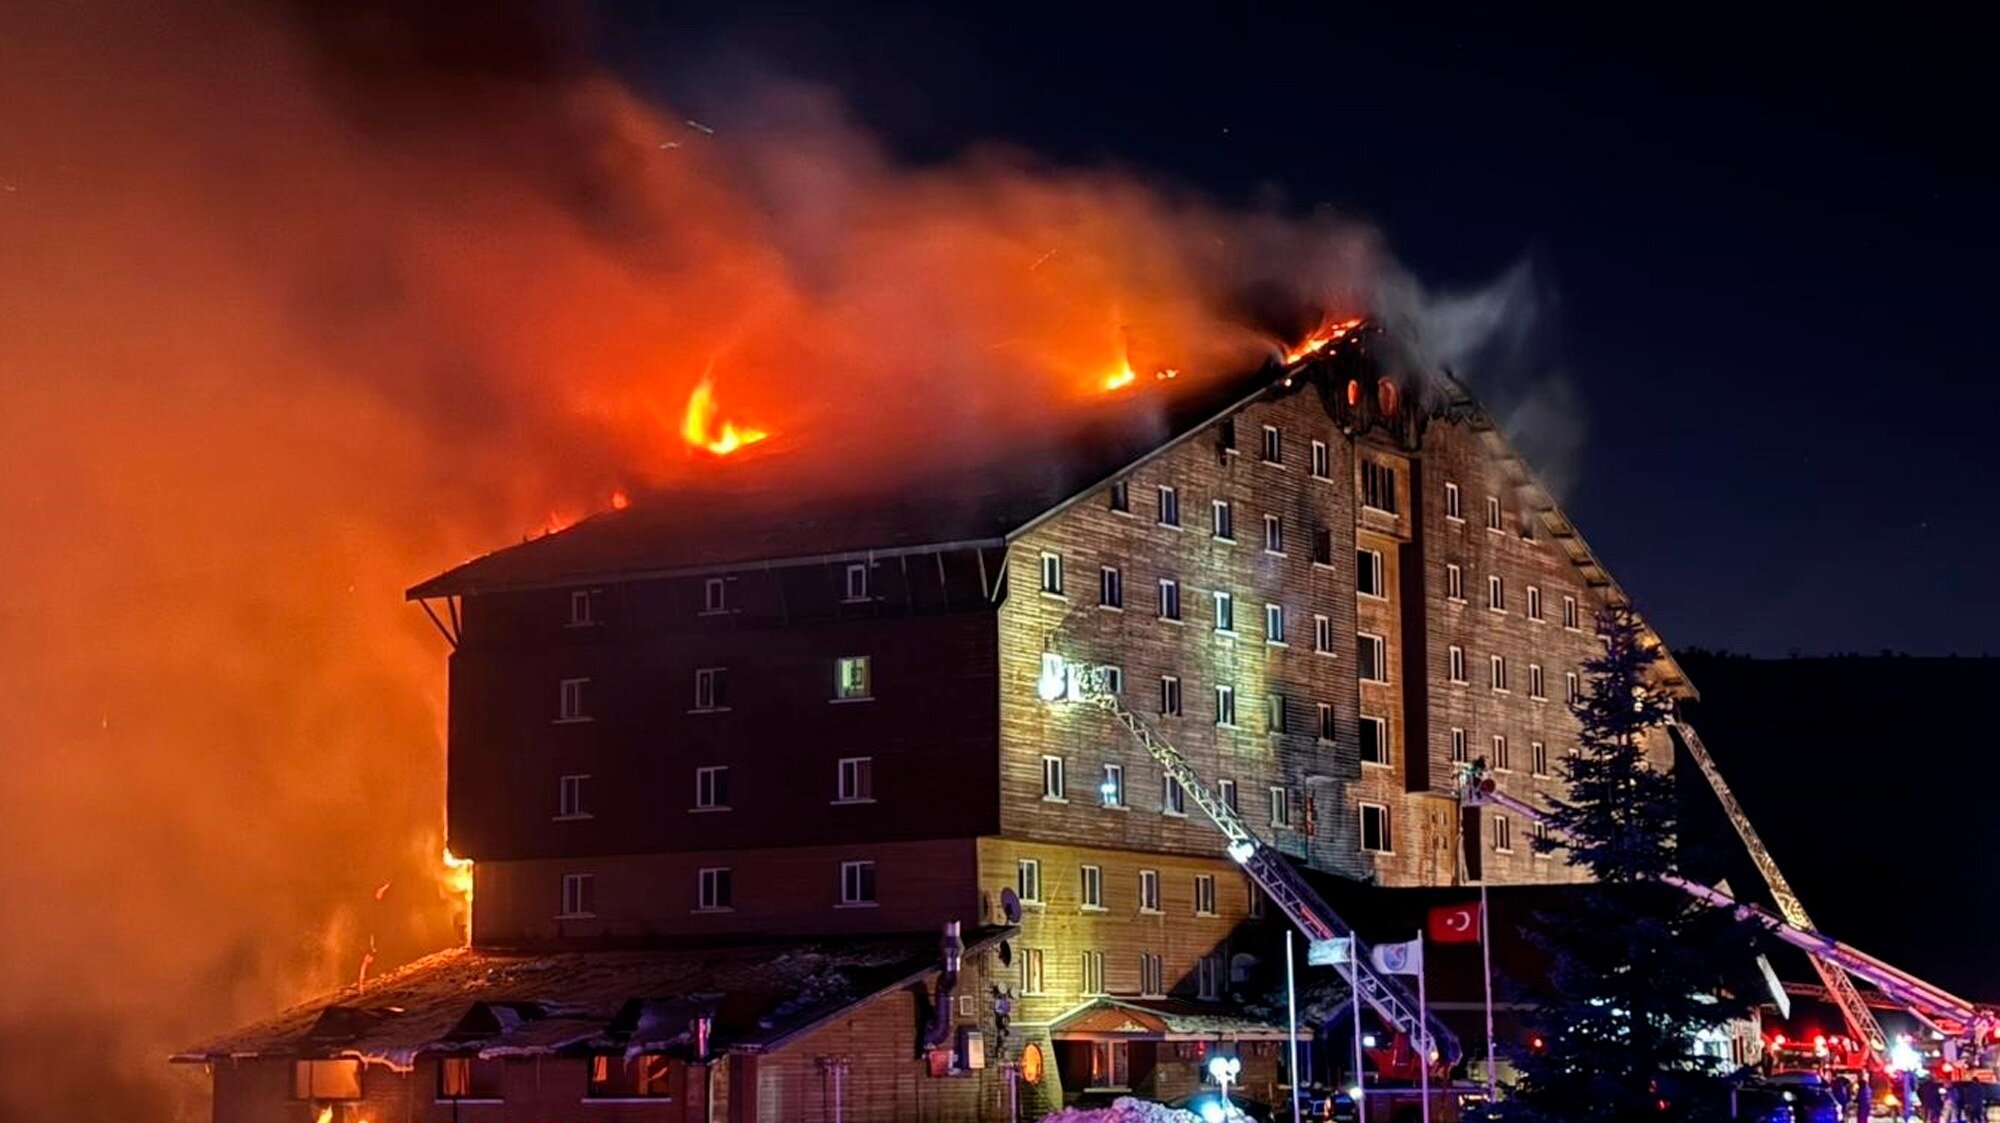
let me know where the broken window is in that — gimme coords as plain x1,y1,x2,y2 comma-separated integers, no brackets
588,1054,678,1099
291,1060,361,1100
438,1056,504,1101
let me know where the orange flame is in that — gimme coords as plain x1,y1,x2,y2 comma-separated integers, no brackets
1102,362,1136,391
1282,316,1365,364
681,374,768,455
610,489,630,510
441,847,473,944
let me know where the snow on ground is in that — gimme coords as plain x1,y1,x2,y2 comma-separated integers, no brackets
1035,1096,1206,1123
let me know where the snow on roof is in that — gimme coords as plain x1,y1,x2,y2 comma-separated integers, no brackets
1050,998,1304,1041
175,930,1009,1069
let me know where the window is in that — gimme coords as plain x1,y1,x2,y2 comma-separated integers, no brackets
844,563,870,602
1086,1040,1129,1088
833,655,872,700
1359,803,1390,853
1268,786,1291,829
1157,485,1181,527
1444,481,1462,520
697,867,732,911
1041,755,1067,802
1082,950,1107,996
1040,552,1064,596
1313,528,1334,566
1490,654,1509,692
1163,773,1187,816
438,1056,503,1101
1356,548,1385,597
1451,727,1468,763
1359,715,1388,765
1197,954,1222,1000
1140,952,1165,997
1159,675,1182,716
839,860,877,906
1109,480,1130,513
1566,671,1582,704
557,774,590,820
1486,495,1503,531
1264,603,1286,645
1493,815,1513,852
1311,440,1330,480
568,588,601,628
1139,869,1161,913
1263,513,1285,553
1261,424,1282,463
1492,734,1511,771
1214,685,1237,727
1101,665,1124,694
1563,595,1580,630
1211,499,1234,541
292,1060,362,1100
1527,585,1543,621
1446,563,1465,601
1100,763,1125,808
1529,664,1546,699
1194,873,1217,915
1020,947,1046,995
694,765,729,810
1157,577,1182,620
1488,574,1507,613
836,757,873,803
1531,740,1549,776
1218,779,1239,814
1267,692,1287,733
1532,821,1552,857
557,677,590,723
693,666,728,711
1099,566,1123,609
702,577,728,613
1219,418,1237,454
1317,703,1336,742
1080,865,1104,910
1361,460,1398,513
588,1055,677,1100
1314,614,1333,654
1448,645,1467,683
1017,858,1043,904
1213,590,1235,632
1358,634,1388,683
560,873,595,918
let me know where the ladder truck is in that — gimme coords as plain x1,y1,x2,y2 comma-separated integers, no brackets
1038,656,1463,1066
1457,758,1996,1064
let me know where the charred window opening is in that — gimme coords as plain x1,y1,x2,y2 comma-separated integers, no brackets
1360,461,1398,514
588,1054,679,1099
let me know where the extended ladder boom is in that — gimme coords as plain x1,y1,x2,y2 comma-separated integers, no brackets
1053,661,1462,1062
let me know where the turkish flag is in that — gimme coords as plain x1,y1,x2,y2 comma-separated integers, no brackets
1428,901,1481,944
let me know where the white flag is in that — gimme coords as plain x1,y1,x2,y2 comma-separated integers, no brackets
1306,937,1353,966
1370,937,1424,976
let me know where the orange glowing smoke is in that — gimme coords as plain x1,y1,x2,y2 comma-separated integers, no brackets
1282,317,1367,364
681,374,769,456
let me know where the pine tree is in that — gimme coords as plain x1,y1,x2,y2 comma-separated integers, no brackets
1502,607,1758,1123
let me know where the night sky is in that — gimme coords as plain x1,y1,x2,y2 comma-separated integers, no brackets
593,2,1993,657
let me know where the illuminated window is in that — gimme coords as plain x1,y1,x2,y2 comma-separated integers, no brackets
1265,603,1285,645
702,577,727,613
843,563,870,603
1194,874,1216,916
1361,460,1398,513
1139,869,1161,913
1017,858,1042,904
693,667,727,711
1357,549,1385,597
1100,763,1124,808
1531,741,1549,776
560,873,594,918
694,765,728,810
1311,440,1330,479
1214,685,1237,727
1448,645,1467,683
1082,950,1107,995
1261,424,1282,463
1359,715,1388,765
1139,953,1165,997
1159,675,1182,717
1314,614,1333,654
1099,566,1123,609
1358,634,1388,682
1488,574,1507,613
1039,552,1064,596
696,867,731,911
1317,703,1336,742
1157,578,1182,621
1041,755,1067,802
589,1054,677,1099
1444,482,1462,521
557,677,591,723
291,1059,361,1100
567,588,601,628
1108,480,1130,513
1158,485,1180,527
1211,499,1235,541
1359,803,1390,853
1163,773,1188,816
1493,815,1513,853
1264,513,1285,553
1213,590,1234,632
1492,734,1511,771
1451,728,1468,763
1268,787,1290,829
1446,564,1465,601
1080,865,1104,910
833,656,872,701
1086,1040,1129,1088
556,774,590,820
1020,948,1046,995
836,757,873,803
438,1056,503,1101
838,860,876,906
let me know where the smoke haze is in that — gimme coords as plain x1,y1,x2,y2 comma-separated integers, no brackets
0,2,1565,1117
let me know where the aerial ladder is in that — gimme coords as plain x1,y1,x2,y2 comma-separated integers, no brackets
1039,656,1463,1064
1457,758,1993,1060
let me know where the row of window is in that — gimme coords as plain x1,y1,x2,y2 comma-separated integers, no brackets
296,1053,689,1104
1017,946,1222,1001
553,755,880,819
553,656,874,722
557,858,881,919
1483,814,1552,856
1441,567,1581,627
1032,758,1392,852
566,562,879,629
1447,727,1559,777
1014,858,1229,916
1443,648,1581,702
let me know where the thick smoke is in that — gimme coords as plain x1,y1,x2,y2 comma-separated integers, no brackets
0,2,1546,1118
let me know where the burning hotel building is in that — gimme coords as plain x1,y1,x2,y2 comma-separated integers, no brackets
177,323,1688,1121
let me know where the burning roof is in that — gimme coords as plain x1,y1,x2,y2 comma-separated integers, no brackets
173,929,1010,1068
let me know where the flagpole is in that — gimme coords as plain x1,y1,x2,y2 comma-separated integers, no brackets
1418,934,1431,1123
1286,930,1302,1123
1481,881,1497,1103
